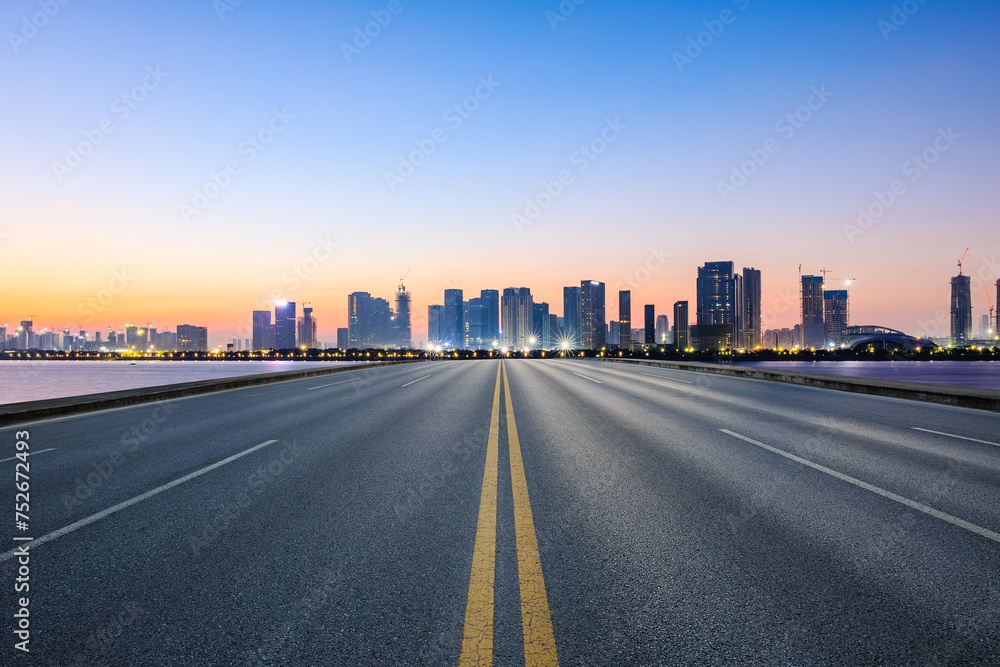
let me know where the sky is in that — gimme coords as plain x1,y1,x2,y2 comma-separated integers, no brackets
2,0,998,345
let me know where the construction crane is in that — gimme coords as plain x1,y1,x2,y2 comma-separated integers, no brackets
399,267,411,285
958,248,969,275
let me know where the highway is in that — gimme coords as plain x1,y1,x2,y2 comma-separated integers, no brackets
2,358,999,665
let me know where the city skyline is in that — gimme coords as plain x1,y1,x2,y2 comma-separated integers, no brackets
1,2,998,346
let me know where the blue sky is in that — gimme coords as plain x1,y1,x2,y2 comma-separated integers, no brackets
2,0,998,342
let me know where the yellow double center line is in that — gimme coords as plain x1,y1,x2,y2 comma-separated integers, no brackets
459,361,559,667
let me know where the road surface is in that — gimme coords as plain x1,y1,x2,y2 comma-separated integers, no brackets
2,358,998,665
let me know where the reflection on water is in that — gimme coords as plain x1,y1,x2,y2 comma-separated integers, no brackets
0,360,361,405
735,360,1000,391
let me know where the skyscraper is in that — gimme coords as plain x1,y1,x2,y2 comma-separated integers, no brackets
349,293,392,349
532,302,550,349
823,290,849,347
337,328,349,350
298,306,317,348
480,290,501,347
673,301,689,350
580,280,606,350
655,314,670,344
563,286,582,348
950,273,972,347
274,301,297,349
800,276,824,349
395,283,412,349
696,261,739,350
618,290,632,350
644,305,655,345
501,287,533,349
252,311,273,350
444,289,465,349
427,305,444,345
743,267,761,350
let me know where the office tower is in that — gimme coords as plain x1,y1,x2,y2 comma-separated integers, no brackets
580,281,606,350
395,283,412,349
801,276,825,349
608,320,620,345
618,290,632,350
466,297,485,349
982,315,991,339
823,290,849,347
655,314,670,344
348,292,392,349
444,289,465,349
252,311,273,350
950,273,972,346
298,307,317,348
479,290,501,346
696,261,739,350
673,301,689,350
549,314,561,347
501,287,534,349
743,267,761,349
428,305,444,345
177,325,208,352
532,302,550,349
563,286,582,348
644,305,655,345
274,301,297,349
337,328,349,350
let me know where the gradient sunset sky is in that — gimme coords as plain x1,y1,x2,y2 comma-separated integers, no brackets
2,0,998,345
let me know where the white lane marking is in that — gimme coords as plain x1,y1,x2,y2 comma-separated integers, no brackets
640,373,694,385
307,380,352,391
912,427,1000,449
401,375,432,387
0,440,280,563
572,372,602,384
0,448,56,463
719,429,1000,545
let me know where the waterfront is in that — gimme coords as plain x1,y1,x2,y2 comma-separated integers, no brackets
736,360,1000,391
0,360,358,405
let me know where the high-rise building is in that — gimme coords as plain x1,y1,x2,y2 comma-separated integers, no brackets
607,320,620,346
618,290,632,350
274,301,297,349
501,287,534,349
467,297,486,349
252,311,273,350
427,305,444,345
981,315,991,339
532,302,551,349
743,267,761,349
549,314,561,347
444,289,465,349
177,325,208,352
580,281,606,350
337,328,349,350
644,305,655,345
0,327,6,351
950,273,972,347
348,292,392,349
996,279,1000,338
480,290,501,347
801,276,825,349
563,286,582,348
696,262,739,350
673,301,689,350
394,283,412,349
298,307,317,348
655,314,670,344
823,290,849,347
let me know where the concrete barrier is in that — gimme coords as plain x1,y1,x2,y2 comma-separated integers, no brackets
0,359,428,427
598,358,1000,412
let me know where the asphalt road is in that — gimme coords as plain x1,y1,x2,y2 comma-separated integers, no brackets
1,358,998,665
